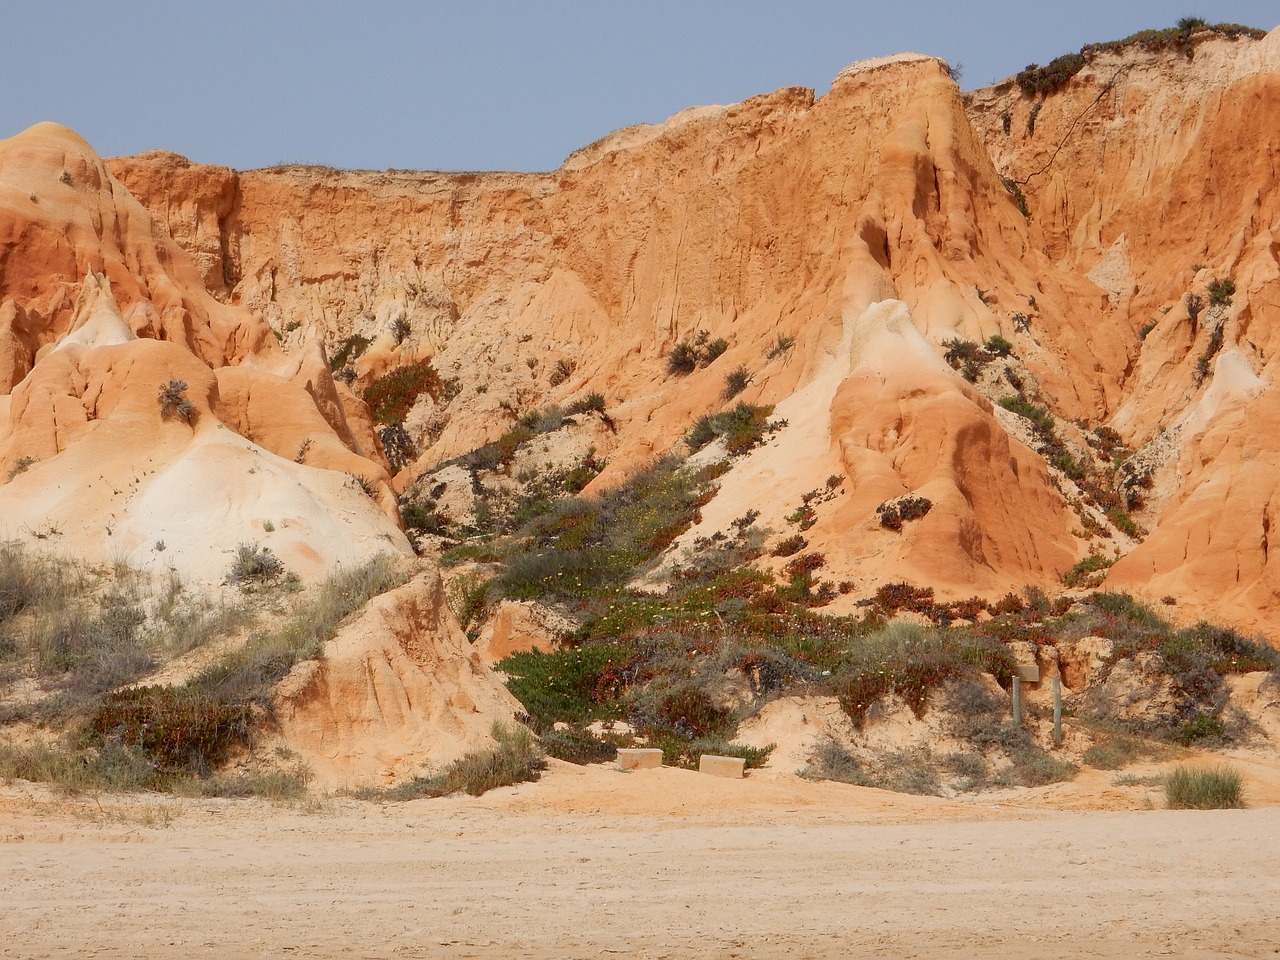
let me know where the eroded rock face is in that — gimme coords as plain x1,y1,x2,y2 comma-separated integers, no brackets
96,50,1135,609
0,123,410,583
1090,651,1224,728
272,570,522,789
473,600,574,665
965,28,1280,633
4,29,1280,632
1,124,272,382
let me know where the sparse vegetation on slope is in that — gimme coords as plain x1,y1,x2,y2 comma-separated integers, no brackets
328,333,371,373
0,553,405,794
686,402,779,454
668,331,731,375
0,545,252,714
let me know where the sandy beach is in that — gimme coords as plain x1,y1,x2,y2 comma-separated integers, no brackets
4,757,1280,959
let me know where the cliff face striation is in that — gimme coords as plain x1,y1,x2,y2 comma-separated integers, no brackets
4,26,1280,634
967,25,1280,631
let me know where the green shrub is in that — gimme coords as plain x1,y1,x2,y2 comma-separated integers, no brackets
722,366,752,399
1185,292,1205,321
548,358,576,386
1087,591,1163,626
1166,712,1226,745
379,423,416,473
1164,765,1243,809
1169,622,1280,674
686,415,719,451
400,500,452,537
1016,53,1086,96
499,644,635,730
328,334,371,371
719,403,772,454
639,731,773,771
702,338,729,365
518,406,567,434
566,392,607,416
1081,22,1265,59
771,534,807,558
6,456,37,482
686,402,776,455
831,624,1011,727
877,495,933,531
1051,451,1087,482
362,360,445,425
984,334,1014,357
668,332,731,375
942,338,984,367
998,395,1056,439
1063,554,1114,588
1207,277,1235,307
494,457,714,602
801,738,871,786
652,684,732,739
1106,507,1141,537
869,581,936,617
946,751,991,789
540,726,618,765
1002,747,1078,787
1083,736,1144,770
766,334,795,359
667,341,700,375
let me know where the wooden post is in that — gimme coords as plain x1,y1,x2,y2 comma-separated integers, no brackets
1053,677,1063,747
1012,677,1023,727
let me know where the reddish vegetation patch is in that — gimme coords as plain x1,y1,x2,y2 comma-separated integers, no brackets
363,360,444,425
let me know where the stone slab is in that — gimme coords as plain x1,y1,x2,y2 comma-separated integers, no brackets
616,748,663,771
698,754,746,778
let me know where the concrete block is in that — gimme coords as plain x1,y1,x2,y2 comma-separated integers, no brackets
1014,664,1040,683
698,754,746,778
616,748,663,771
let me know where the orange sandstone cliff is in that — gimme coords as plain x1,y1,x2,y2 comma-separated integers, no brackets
4,27,1279,634
0,123,410,584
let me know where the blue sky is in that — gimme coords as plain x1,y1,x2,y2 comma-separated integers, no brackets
3,1,1275,171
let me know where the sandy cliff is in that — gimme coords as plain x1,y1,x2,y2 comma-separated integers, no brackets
0,122,411,584
3,27,1279,631
966,26,1280,631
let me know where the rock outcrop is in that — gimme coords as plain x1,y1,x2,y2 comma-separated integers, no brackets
273,570,522,789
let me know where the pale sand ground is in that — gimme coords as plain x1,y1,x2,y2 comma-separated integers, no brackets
3,755,1280,960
